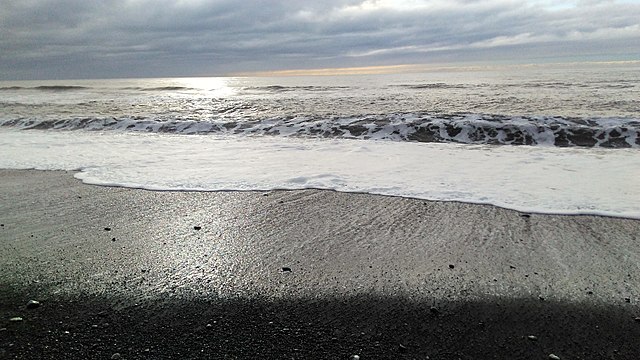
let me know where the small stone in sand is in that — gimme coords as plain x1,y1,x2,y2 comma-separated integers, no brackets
548,354,560,360
634,317,640,323
111,353,122,360
111,237,116,242
193,226,202,230
104,227,111,231
9,317,23,322
282,267,292,273
521,214,531,218
350,355,360,360
429,307,440,315
26,300,40,309
448,264,455,269
527,335,538,341
398,343,408,353
0,328,6,332
624,297,630,303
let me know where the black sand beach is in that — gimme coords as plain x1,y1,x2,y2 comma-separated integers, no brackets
1,170,639,359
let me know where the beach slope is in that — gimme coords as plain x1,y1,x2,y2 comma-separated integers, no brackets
1,170,639,359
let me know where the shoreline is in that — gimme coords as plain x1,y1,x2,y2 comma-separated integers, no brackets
1,169,640,359
72,179,640,222
3,127,639,221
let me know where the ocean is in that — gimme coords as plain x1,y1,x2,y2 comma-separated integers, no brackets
1,62,639,218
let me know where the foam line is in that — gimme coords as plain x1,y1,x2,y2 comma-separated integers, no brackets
1,129,638,219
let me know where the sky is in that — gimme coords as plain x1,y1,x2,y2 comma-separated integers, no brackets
1,0,639,80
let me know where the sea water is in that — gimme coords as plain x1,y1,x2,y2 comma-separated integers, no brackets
1,62,639,218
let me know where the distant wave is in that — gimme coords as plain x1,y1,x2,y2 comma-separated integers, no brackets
118,86,197,91
139,86,195,91
1,113,638,148
0,85,90,91
394,83,467,89
35,85,90,91
243,85,351,92
0,85,200,92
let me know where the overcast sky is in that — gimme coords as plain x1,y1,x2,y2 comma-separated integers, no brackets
1,0,639,80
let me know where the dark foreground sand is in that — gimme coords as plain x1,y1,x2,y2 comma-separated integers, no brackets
1,170,639,359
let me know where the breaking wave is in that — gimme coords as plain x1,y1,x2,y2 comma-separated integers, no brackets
1,113,638,148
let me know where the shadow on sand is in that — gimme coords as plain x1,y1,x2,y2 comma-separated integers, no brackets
2,289,639,359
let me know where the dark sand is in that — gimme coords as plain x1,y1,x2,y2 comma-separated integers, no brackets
1,169,639,359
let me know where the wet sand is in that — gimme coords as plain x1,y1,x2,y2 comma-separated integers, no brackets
1,169,639,359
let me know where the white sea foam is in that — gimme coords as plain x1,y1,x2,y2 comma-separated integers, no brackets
1,129,638,219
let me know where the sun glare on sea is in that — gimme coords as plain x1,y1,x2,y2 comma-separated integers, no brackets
178,77,238,97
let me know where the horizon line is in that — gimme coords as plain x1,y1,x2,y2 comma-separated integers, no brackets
230,60,640,77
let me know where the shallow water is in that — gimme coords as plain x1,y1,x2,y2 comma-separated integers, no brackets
1,129,638,218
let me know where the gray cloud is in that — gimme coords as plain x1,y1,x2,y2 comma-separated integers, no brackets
0,0,638,79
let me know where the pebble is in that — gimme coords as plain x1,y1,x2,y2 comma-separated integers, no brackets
624,297,631,303
527,335,538,341
104,227,111,231
634,317,640,323
9,317,23,322
429,307,440,315
111,237,116,242
548,354,560,360
0,328,7,332
398,343,408,353
448,264,455,269
350,355,360,360
282,267,292,272
111,353,122,359
26,300,41,309
193,226,202,230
